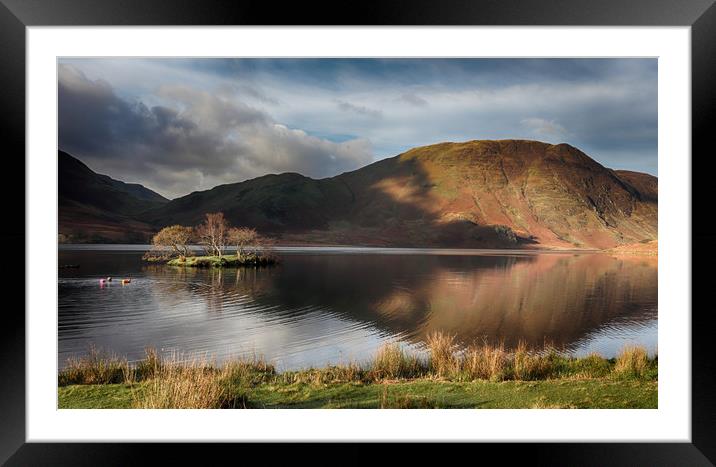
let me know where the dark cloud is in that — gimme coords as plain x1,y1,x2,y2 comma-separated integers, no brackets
58,64,372,198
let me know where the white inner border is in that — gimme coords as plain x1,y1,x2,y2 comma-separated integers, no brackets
27,27,691,442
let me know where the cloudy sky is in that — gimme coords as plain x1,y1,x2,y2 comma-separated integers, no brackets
58,58,657,199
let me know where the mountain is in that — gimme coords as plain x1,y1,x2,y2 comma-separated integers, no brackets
59,151,169,243
139,140,657,249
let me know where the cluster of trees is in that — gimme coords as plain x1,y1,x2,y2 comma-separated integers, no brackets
146,212,273,261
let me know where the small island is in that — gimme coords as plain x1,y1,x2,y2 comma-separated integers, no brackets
167,254,277,268
144,212,278,268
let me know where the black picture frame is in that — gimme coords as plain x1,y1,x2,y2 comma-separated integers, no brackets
1,0,713,464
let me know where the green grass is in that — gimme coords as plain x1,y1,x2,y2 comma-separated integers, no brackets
58,338,658,409
167,254,278,268
59,384,145,409
59,379,657,409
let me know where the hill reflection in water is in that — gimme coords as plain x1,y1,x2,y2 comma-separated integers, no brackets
59,249,657,370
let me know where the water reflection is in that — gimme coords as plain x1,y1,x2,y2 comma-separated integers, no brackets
58,249,657,369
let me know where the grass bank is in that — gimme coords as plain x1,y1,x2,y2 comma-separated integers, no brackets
58,334,657,409
166,254,278,268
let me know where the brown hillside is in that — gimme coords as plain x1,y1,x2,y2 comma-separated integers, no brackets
64,140,658,248
304,140,657,249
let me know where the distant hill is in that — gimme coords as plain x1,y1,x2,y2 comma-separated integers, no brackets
137,140,657,249
58,150,169,243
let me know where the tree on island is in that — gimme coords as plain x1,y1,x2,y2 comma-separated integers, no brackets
228,227,258,261
147,225,193,260
144,212,277,267
195,212,229,258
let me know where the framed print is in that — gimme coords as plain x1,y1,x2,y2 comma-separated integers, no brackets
2,0,714,463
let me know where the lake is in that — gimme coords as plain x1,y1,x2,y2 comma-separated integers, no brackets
58,246,658,370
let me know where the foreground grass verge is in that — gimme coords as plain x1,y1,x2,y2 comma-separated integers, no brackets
58,334,657,409
59,379,657,409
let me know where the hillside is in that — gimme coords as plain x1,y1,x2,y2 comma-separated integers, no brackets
59,151,169,243
138,140,657,249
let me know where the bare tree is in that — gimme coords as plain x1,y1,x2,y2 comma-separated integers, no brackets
150,225,193,260
254,234,276,257
228,227,258,261
195,212,229,258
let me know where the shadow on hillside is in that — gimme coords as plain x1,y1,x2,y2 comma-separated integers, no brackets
138,149,544,249
323,154,542,248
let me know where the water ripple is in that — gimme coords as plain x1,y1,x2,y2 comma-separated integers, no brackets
58,249,658,369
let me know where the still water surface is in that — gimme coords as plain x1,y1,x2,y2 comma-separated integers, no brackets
58,246,657,370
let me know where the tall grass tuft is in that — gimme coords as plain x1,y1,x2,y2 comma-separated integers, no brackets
371,343,425,380
134,347,163,381
58,345,129,386
134,353,275,408
224,356,276,387
462,342,508,381
569,352,612,379
134,356,231,409
426,332,459,378
613,346,650,379
511,341,554,380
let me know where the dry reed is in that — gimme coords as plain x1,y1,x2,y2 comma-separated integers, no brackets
426,332,459,378
371,343,425,380
58,345,128,385
613,345,650,379
462,342,509,381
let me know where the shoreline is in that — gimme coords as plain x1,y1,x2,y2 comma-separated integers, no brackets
59,243,619,255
